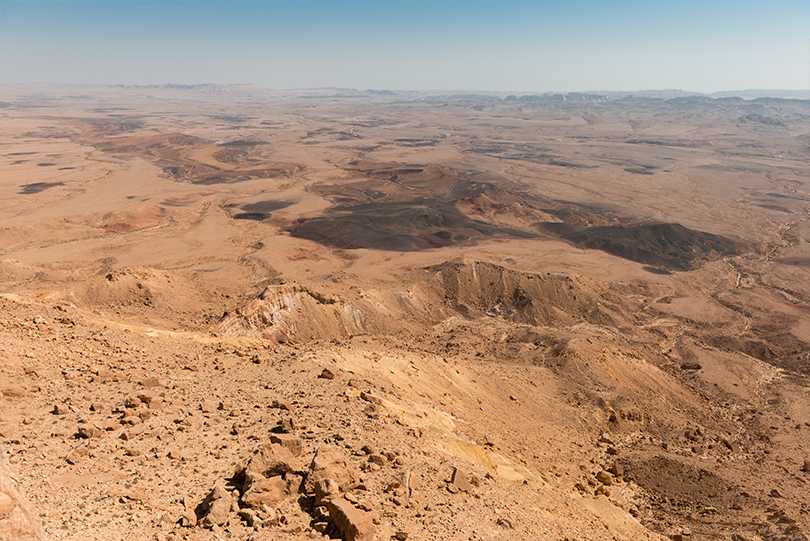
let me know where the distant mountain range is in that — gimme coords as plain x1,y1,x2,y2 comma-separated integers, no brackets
0,84,806,102
586,89,809,100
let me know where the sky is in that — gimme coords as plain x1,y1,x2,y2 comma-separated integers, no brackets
0,0,807,92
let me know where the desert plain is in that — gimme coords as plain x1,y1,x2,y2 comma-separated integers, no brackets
0,84,808,541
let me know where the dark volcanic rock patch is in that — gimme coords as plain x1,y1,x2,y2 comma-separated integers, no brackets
226,200,293,221
392,138,441,147
536,221,736,270
218,139,268,148
19,182,65,194
288,199,534,251
191,169,291,185
240,200,293,213
233,212,270,221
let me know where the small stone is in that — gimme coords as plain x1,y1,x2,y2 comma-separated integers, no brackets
0,384,25,398
219,400,234,411
360,392,383,405
607,463,624,477
180,507,197,527
680,362,702,371
271,399,292,411
201,400,218,413
596,471,614,486
319,368,336,380
77,424,103,438
801,459,810,473
139,376,162,388
450,467,474,492
287,473,304,495
120,425,144,440
66,446,89,464
364,405,381,419
394,531,409,540
124,396,140,408
269,433,303,456
52,404,71,415
279,417,297,433
168,448,187,461
121,488,149,502
238,508,262,528
95,368,114,379
723,438,741,453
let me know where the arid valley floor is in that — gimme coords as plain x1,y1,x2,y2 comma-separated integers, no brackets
0,84,809,541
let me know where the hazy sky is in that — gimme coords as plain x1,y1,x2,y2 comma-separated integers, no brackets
0,0,807,92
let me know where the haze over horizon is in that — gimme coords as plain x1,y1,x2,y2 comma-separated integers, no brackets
1,0,808,93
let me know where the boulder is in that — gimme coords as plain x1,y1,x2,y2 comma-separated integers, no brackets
240,476,288,510
313,478,340,505
199,498,230,528
306,446,359,493
244,443,302,479
327,499,375,541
